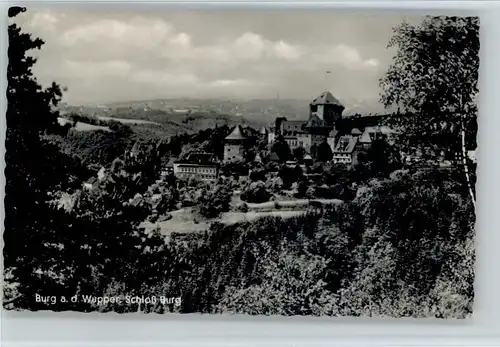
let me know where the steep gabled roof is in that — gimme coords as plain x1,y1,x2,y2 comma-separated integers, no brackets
165,157,177,168
359,131,372,144
225,125,247,140
175,153,218,165
310,91,343,107
187,153,217,164
269,152,280,161
334,136,358,153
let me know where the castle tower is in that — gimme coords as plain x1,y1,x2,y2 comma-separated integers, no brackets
309,91,345,127
259,126,269,144
224,125,247,162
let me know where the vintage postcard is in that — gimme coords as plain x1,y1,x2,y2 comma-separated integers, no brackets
4,7,477,318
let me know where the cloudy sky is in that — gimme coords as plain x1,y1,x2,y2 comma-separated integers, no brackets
12,7,424,106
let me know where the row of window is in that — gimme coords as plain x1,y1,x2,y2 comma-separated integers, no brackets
199,175,217,180
179,173,217,180
333,158,352,163
177,167,216,174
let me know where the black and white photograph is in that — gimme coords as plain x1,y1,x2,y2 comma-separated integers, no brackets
4,7,478,318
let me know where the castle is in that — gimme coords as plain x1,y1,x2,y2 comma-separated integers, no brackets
222,91,390,165
274,91,343,155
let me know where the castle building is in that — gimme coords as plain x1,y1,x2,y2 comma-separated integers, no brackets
272,91,345,158
266,90,393,166
224,125,247,162
309,91,345,126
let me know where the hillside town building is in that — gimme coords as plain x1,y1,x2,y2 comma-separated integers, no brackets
332,135,361,165
161,157,176,177
173,153,219,182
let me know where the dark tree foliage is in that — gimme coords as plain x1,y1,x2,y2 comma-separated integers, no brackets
293,146,306,163
278,164,303,189
380,16,479,204
240,181,272,203
198,183,232,218
316,140,333,162
4,11,92,308
220,160,249,178
56,128,134,168
8,6,26,17
126,171,473,318
380,16,479,153
356,139,403,179
4,10,165,311
271,135,291,162
249,167,266,182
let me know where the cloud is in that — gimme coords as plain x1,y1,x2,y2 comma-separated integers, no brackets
61,17,175,50
15,8,406,104
312,44,380,70
272,40,303,60
364,58,380,67
208,79,254,87
157,31,303,64
58,16,379,71
232,32,266,60
63,60,132,78
27,10,61,32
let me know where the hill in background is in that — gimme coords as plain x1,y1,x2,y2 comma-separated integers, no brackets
58,96,390,136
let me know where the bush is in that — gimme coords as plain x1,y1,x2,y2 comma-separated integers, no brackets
199,183,232,218
241,181,273,203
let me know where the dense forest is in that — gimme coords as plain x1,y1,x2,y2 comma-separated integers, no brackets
4,10,477,318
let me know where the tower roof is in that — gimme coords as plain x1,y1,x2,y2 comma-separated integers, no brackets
225,125,247,140
310,91,343,107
